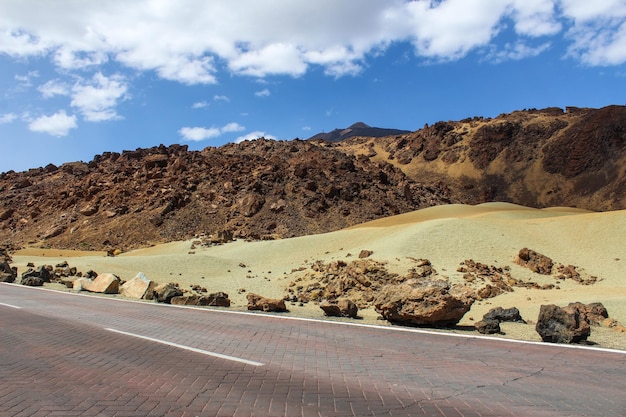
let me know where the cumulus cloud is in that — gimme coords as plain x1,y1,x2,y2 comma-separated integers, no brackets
0,0,625,88
560,0,626,65
235,131,276,144
213,95,230,102
254,88,270,97
28,110,77,137
70,73,129,121
179,122,245,141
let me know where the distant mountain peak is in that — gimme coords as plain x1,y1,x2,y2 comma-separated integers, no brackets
307,122,409,143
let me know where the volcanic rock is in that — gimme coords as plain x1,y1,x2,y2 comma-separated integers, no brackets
320,299,358,318
483,306,526,323
21,276,44,286
246,293,288,312
475,319,501,334
535,304,590,343
373,279,474,327
152,283,183,303
516,248,553,275
565,302,608,325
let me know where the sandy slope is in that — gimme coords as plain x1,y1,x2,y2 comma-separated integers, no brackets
11,202,626,350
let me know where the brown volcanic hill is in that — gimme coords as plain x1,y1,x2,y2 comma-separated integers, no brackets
337,105,626,211
0,139,450,251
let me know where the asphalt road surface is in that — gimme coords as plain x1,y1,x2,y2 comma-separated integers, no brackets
1,283,625,417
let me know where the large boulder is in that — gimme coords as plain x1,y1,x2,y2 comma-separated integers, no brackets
320,299,358,318
374,280,474,327
152,283,183,303
536,304,590,343
120,272,156,299
74,273,120,294
246,293,288,312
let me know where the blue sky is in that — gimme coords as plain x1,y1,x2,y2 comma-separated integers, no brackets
1,0,625,173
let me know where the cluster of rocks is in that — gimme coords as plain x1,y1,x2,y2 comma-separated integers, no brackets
287,256,476,327
474,302,624,344
286,258,402,307
515,248,599,285
536,302,615,343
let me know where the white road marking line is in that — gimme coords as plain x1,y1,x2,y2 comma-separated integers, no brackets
105,328,264,366
0,302,21,309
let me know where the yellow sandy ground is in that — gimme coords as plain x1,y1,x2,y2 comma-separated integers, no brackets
12,202,626,350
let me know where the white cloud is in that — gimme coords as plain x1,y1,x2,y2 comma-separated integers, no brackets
179,122,245,141
0,0,625,89
254,88,270,97
0,113,18,124
28,110,77,137
214,95,230,102
70,73,129,121
179,126,221,141
235,131,276,144
192,101,208,109
486,41,552,63
38,79,69,98
560,0,626,65
221,122,245,133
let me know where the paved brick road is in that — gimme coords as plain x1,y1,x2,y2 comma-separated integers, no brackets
1,283,625,416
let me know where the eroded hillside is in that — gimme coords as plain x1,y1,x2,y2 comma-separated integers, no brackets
337,105,626,210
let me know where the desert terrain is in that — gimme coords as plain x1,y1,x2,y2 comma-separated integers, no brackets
10,202,626,350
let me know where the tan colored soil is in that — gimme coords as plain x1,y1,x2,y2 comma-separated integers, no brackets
12,202,626,350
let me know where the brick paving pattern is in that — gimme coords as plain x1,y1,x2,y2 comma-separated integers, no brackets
1,283,625,416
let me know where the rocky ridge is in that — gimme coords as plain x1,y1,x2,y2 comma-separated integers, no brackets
338,105,626,211
0,139,449,251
